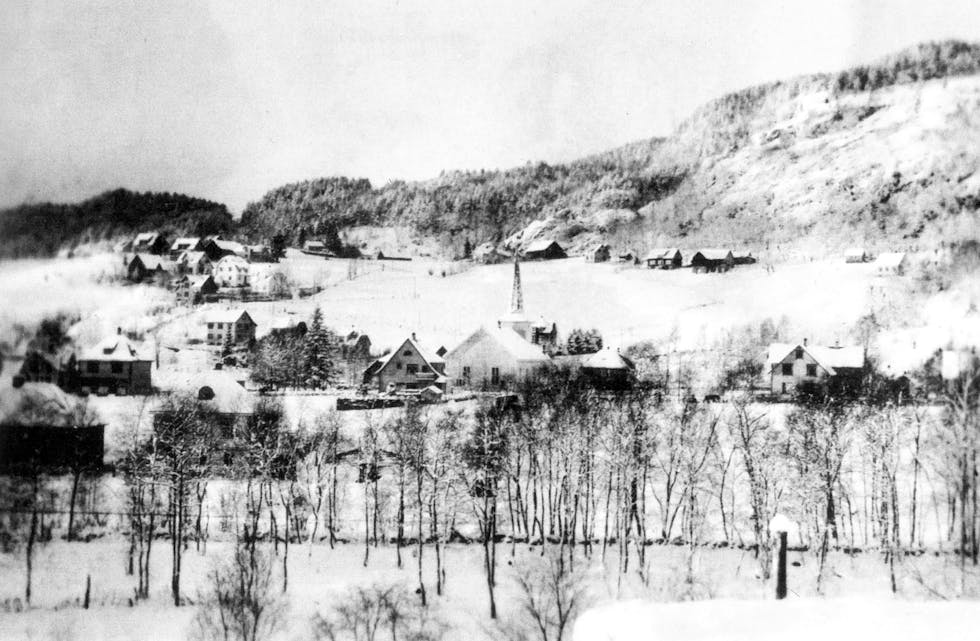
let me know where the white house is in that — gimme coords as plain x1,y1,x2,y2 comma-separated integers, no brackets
446,326,551,387
214,255,250,287
767,341,865,398
873,252,907,276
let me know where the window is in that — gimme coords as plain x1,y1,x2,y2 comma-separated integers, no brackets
806,364,817,377
795,347,804,359
406,364,419,375
111,362,123,374
207,323,213,329
491,367,500,385
86,362,99,374
462,366,471,380
395,361,402,370
403,350,412,356
781,363,793,376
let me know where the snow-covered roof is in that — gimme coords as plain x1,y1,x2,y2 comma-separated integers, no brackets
131,253,172,270
371,336,445,376
134,232,159,244
79,333,151,362
204,310,254,325
582,348,635,371
166,371,253,414
844,247,867,257
450,326,552,363
644,248,680,260
178,250,208,264
695,249,733,260
874,252,907,268
766,342,864,374
215,254,249,268
212,239,247,256
188,275,215,290
0,383,99,427
171,237,201,250
525,239,562,252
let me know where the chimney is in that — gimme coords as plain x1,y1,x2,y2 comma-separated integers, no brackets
803,337,808,347
117,327,122,335
411,332,417,342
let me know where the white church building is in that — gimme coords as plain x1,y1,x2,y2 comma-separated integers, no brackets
446,258,554,388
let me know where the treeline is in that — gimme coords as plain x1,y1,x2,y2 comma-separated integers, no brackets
834,40,980,93
238,150,683,247
0,188,235,258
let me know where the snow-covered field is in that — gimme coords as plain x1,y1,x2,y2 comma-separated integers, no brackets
0,541,973,641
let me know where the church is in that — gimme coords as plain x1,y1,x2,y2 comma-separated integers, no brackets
445,258,556,389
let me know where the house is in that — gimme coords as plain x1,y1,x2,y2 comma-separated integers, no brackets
581,347,636,390
152,370,254,455
691,249,734,273
645,248,683,269
873,252,907,276
523,239,566,260
77,329,153,395
266,316,308,339
844,247,869,263
133,232,169,255
246,244,275,263
767,340,865,398
175,250,212,275
169,237,203,260
127,253,174,283
732,250,757,265
214,255,251,288
205,310,257,347
446,326,552,388
362,334,448,394
248,263,289,296
174,274,218,305
0,383,105,472
202,238,247,261
587,244,611,263
302,240,335,257
18,350,65,386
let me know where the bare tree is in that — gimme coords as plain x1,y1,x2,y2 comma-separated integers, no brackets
311,583,447,641
509,552,590,641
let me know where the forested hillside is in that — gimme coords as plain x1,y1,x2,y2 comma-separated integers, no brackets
240,40,980,256
0,189,234,258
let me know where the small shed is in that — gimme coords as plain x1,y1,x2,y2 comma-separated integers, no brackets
844,247,868,263
523,239,567,260
587,244,611,263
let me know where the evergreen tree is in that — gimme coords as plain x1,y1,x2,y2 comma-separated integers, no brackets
305,307,337,389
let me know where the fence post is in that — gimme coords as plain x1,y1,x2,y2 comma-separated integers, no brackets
769,514,792,600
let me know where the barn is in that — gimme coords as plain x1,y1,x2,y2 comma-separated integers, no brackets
644,248,682,269
523,239,567,260
691,249,734,273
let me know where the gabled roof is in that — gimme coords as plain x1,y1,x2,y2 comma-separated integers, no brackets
449,326,552,363
171,237,201,250
134,232,159,244
178,250,209,264
173,371,253,415
370,336,445,377
694,249,733,261
582,348,635,371
188,275,215,290
80,333,151,362
130,253,172,271
215,254,249,268
525,239,562,252
767,342,864,375
204,310,255,325
874,252,907,268
644,248,681,260
209,239,247,256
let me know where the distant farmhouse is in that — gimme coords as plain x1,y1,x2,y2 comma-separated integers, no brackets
523,239,566,260
691,249,734,273
732,250,757,265
205,310,257,347
174,274,218,305
77,329,153,395
873,252,907,276
202,237,247,262
767,340,865,398
645,248,683,269
214,255,250,288
302,240,334,257
175,250,212,276
127,253,174,283
133,232,169,255
362,334,447,395
580,347,636,390
844,247,869,263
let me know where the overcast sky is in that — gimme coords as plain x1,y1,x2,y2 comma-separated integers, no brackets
3,0,980,212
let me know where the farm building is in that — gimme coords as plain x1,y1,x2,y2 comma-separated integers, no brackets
77,329,153,395
767,340,865,399
587,244,611,262
732,250,757,265
205,310,257,347
446,326,552,388
302,240,334,257
691,249,734,273
202,238,247,261
0,382,105,472
265,316,308,339
644,248,683,269
175,250,212,275
362,334,448,394
844,247,869,263
246,244,275,263
174,274,218,305
873,252,907,276
133,232,169,255
581,347,636,390
169,237,203,260
214,255,250,287
523,239,567,260
126,253,174,283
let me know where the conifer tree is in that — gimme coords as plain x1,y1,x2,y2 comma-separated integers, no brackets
305,307,336,389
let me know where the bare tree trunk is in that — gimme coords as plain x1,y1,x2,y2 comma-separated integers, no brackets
67,469,82,542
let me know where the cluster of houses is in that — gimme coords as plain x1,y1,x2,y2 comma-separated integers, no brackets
844,248,909,275
124,233,283,304
587,245,756,272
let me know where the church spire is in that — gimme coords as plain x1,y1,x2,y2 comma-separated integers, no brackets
510,254,524,314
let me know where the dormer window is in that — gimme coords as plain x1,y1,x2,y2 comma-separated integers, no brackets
795,347,804,360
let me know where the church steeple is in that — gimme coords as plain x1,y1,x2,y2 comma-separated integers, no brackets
510,255,524,314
